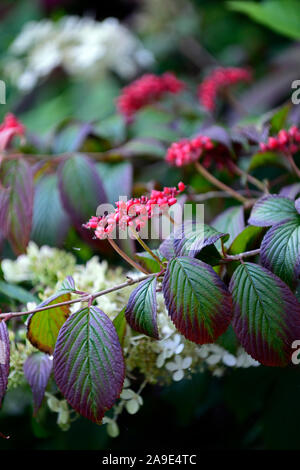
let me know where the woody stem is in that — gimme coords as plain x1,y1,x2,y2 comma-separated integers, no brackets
108,238,149,274
130,228,165,268
194,161,248,204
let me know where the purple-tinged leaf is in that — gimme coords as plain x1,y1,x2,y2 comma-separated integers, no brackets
248,195,298,226
260,217,300,288
229,263,300,366
59,276,76,294
212,206,245,247
160,222,229,260
23,353,52,415
27,292,71,354
53,306,125,424
125,276,159,339
0,186,9,236
198,125,233,151
32,174,71,247
162,257,232,344
52,123,93,153
159,232,176,260
232,125,267,144
58,154,107,228
0,158,34,254
295,198,300,215
280,183,300,200
0,321,10,407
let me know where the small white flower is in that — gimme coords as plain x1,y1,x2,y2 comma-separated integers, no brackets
103,417,120,438
222,353,237,367
166,356,192,382
6,16,154,91
120,388,143,415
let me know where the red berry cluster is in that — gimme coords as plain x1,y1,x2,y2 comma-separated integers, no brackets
0,113,25,152
84,182,186,240
259,126,300,156
198,67,252,112
166,136,232,170
166,136,214,167
116,73,184,119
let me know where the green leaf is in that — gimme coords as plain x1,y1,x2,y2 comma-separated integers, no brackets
135,250,165,273
0,281,38,304
113,308,127,347
53,306,125,424
248,195,298,226
229,262,300,366
248,151,286,171
269,105,291,134
96,161,132,205
162,257,232,344
27,293,71,354
125,276,159,339
114,138,166,158
32,174,71,247
212,206,245,247
58,154,106,227
261,217,300,288
229,226,263,254
228,0,300,40
160,221,229,259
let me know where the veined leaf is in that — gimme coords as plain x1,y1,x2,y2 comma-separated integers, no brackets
0,158,34,254
58,154,106,227
229,262,300,366
162,257,232,344
27,293,71,354
23,353,53,415
260,217,300,288
58,276,76,294
125,276,159,339
53,306,125,424
0,321,10,407
160,221,229,259
248,195,298,226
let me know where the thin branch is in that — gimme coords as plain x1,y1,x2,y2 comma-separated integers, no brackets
195,161,248,204
130,228,164,268
228,160,268,193
286,153,300,179
191,189,261,202
221,248,261,262
108,238,149,274
0,272,157,320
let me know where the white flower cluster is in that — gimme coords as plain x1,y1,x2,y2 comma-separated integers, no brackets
5,16,154,91
1,243,259,437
